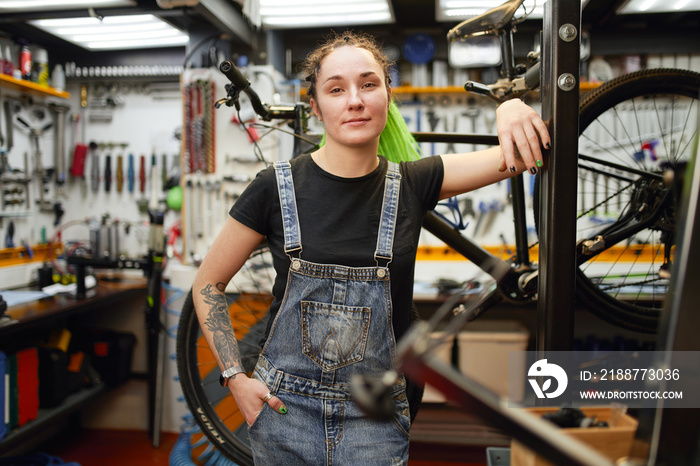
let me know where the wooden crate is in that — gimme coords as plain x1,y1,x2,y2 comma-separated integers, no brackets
511,406,638,466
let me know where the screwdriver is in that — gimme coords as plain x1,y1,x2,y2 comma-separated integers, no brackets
4,220,14,248
127,154,135,193
104,154,112,192
139,155,146,193
162,153,168,191
116,154,123,193
90,142,99,193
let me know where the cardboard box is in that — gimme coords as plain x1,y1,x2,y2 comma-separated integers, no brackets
511,406,638,466
421,321,530,403
421,332,455,403
457,320,530,401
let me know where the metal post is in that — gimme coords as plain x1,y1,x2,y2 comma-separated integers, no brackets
537,0,581,351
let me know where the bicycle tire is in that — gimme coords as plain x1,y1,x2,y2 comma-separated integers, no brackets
176,245,274,465
536,68,700,333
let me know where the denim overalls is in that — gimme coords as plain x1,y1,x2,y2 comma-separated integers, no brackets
249,160,411,465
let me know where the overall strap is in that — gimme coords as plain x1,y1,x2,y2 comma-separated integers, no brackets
273,161,302,257
374,161,401,267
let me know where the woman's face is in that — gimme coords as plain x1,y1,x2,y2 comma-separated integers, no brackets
310,46,390,150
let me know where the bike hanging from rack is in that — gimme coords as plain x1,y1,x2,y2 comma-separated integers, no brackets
176,0,700,462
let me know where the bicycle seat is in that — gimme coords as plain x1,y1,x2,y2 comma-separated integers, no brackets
447,0,524,41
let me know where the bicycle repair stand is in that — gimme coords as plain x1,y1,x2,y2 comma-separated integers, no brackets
536,0,581,352
67,208,166,448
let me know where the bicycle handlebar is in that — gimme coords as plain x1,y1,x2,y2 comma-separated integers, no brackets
218,60,297,121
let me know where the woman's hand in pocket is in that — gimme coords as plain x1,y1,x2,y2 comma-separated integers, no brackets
228,376,288,426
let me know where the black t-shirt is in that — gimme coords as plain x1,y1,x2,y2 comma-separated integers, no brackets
230,153,444,344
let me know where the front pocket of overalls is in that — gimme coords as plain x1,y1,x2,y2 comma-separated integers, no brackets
301,301,371,371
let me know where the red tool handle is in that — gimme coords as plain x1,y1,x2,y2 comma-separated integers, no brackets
140,155,146,192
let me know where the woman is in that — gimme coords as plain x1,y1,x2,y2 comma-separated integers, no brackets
192,31,549,465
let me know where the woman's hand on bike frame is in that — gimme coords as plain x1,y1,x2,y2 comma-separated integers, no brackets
496,99,550,175
439,99,550,199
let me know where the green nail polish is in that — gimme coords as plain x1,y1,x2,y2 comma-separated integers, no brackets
536,159,543,168
279,406,287,414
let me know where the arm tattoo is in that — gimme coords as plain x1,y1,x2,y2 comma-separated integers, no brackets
200,282,241,368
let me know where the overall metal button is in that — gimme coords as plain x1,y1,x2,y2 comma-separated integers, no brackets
377,268,386,278
291,260,301,270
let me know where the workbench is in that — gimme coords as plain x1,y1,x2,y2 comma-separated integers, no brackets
0,274,146,456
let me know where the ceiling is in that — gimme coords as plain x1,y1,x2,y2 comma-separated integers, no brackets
0,0,698,72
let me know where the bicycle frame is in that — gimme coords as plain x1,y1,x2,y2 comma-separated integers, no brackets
414,132,536,308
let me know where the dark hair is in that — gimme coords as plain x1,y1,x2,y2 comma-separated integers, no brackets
302,31,392,100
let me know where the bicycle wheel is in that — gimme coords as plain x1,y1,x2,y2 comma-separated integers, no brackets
176,244,274,464
570,68,698,332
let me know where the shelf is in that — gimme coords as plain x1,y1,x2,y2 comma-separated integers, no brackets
1,276,147,339
300,82,601,98
0,244,64,268
393,85,467,95
0,74,70,99
394,82,602,95
0,281,147,455
0,383,108,455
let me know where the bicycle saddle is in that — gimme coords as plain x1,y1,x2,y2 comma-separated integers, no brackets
447,0,524,41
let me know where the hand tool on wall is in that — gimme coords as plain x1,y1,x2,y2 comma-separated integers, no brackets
480,200,503,237
4,220,14,248
14,110,54,212
151,153,157,192
463,100,481,152
426,110,440,155
2,95,14,153
473,201,489,237
149,155,159,211
70,86,89,181
127,153,135,193
90,141,100,193
104,153,112,192
69,114,88,180
161,153,168,192
445,115,458,153
139,155,146,193
49,103,70,196
116,154,124,193
461,197,476,222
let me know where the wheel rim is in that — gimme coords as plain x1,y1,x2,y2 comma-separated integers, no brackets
575,70,699,330
178,246,274,464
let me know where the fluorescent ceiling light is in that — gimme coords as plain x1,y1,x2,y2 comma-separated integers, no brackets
617,0,700,13
0,0,134,12
29,14,189,50
260,0,394,29
436,0,589,22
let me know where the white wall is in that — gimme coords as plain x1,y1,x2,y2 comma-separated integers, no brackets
1,78,182,287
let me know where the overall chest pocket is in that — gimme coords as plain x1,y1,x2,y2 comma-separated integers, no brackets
301,301,371,371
